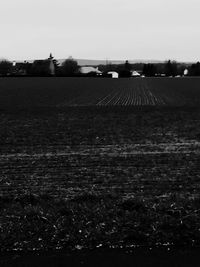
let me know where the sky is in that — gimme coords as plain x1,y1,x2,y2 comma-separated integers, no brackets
0,0,200,62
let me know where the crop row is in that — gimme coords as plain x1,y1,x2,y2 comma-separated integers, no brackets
0,77,200,108
96,83,166,106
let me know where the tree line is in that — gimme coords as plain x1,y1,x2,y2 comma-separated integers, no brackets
99,60,200,77
0,58,80,77
0,57,200,77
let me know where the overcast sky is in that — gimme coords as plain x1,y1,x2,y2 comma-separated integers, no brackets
0,0,200,61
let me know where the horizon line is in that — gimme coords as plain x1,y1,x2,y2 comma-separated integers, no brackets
1,57,197,64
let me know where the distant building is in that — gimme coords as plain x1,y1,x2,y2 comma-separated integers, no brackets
31,53,55,76
79,66,102,76
12,54,55,76
12,61,32,76
107,71,119,78
184,69,189,76
131,70,141,77
47,53,55,75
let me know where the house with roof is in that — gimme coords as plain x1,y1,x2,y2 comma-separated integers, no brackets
183,69,189,76
12,61,32,76
48,53,55,75
131,70,141,77
79,66,102,76
107,71,119,78
12,54,55,76
31,54,55,76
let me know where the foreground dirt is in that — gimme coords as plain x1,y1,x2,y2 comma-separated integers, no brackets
1,248,200,267
0,107,200,252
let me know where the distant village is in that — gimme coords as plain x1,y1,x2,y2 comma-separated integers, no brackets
0,54,200,78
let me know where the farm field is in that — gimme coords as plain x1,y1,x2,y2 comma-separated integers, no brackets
0,106,200,255
0,77,200,109
0,77,200,265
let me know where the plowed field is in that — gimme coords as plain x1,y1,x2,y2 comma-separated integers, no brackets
1,108,200,252
0,77,200,109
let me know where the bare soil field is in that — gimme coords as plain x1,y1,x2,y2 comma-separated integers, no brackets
1,247,200,267
0,77,200,109
0,78,200,265
0,107,200,252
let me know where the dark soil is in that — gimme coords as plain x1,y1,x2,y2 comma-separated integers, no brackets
0,77,200,108
0,106,200,264
0,248,200,267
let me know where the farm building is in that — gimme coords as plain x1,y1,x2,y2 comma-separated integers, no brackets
107,71,119,78
184,69,189,76
48,53,55,75
12,61,32,76
12,54,55,76
131,70,141,77
31,54,55,76
79,66,102,76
